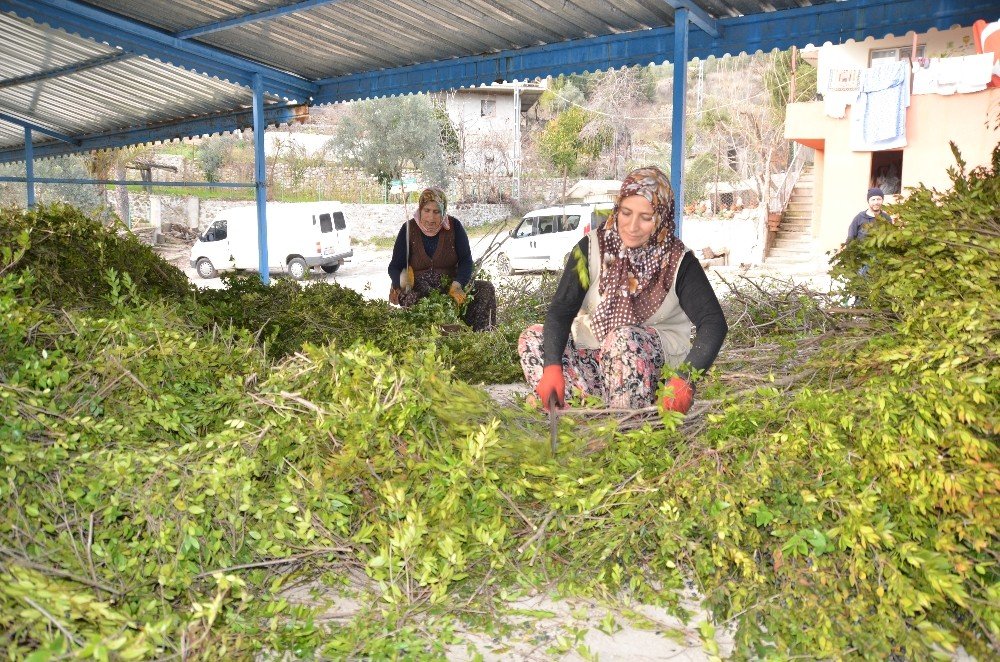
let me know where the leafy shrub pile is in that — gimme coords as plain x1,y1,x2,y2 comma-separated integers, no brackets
0,204,528,384
1,146,997,659
0,204,192,310
195,276,525,384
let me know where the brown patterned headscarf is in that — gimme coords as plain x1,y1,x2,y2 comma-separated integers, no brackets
413,187,450,236
590,166,686,342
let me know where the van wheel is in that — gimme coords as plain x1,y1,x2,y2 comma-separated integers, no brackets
287,257,309,280
496,253,513,275
321,262,340,274
196,258,217,279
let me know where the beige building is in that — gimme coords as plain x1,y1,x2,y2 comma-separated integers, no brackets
784,24,1000,259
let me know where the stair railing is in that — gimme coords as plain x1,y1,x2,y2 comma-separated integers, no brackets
768,143,811,215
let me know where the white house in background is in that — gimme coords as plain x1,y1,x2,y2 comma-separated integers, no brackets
565,179,621,203
438,81,546,199
263,131,332,157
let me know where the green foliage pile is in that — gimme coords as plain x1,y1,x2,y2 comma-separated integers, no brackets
0,204,193,310
0,259,692,658
196,276,525,384
1,145,998,659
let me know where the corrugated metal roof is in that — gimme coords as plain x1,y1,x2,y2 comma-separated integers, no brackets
84,0,826,80
1,0,994,161
0,10,267,152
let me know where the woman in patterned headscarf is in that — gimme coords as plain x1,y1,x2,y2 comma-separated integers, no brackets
388,187,497,331
518,166,727,412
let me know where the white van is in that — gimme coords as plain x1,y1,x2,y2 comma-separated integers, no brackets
190,202,353,280
497,202,614,273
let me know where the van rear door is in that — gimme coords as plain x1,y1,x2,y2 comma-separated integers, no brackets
316,209,351,256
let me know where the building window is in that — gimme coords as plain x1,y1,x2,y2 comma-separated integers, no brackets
481,99,496,117
870,45,925,65
870,151,903,196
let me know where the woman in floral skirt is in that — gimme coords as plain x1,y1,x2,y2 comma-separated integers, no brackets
518,166,727,413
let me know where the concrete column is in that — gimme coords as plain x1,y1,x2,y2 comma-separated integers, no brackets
186,196,200,229
150,196,162,245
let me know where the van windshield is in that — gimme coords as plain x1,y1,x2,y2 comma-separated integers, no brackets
201,220,227,242
514,218,536,237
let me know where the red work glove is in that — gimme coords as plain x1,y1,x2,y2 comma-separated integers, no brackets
535,365,565,411
661,376,694,414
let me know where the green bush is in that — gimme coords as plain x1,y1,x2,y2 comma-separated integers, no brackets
0,204,193,310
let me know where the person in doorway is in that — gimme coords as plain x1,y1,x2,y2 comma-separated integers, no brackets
518,166,728,414
388,187,497,331
846,187,892,245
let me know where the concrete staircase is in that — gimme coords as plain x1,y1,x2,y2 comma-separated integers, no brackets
765,165,816,269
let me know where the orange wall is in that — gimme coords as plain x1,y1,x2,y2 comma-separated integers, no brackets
786,88,1000,256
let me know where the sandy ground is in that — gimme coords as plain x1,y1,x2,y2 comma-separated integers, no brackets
278,578,734,661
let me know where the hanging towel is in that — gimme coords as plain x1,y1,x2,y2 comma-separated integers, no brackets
824,67,860,118
851,61,909,151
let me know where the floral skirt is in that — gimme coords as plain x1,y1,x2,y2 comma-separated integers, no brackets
517,324,666,408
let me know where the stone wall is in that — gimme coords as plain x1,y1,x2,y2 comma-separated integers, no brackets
681,208,767,266
123,193,511,241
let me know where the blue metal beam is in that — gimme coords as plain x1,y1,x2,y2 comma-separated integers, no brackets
252,74,270,285
0,177,254,187
0,52,132,89
0,104,308,164
671,8,688,237
0,0,317,101
662,1,719,39
0,112,80,145
314,0,993,103
24,127,34,208
175,0,347,39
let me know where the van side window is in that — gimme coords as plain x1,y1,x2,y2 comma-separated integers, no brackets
514,218,536,237
333,211,347,230
537,217,557,234
561,215,581,232
204,219,227,242
319,213,334,233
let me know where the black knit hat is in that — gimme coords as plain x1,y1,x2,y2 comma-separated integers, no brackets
867,187,884,199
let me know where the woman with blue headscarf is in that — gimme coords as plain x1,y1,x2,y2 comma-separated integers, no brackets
388,187,497,331
519,166,727,413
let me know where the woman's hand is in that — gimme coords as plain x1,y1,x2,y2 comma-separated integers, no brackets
535,365,565,411
448,281,467,306
661,376,693,414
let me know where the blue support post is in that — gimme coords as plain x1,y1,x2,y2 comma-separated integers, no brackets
671,8,689,237
24,127,35,208
252,73,270,285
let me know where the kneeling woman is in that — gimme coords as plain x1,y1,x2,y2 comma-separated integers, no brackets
388,188,496,331
519,166,727,413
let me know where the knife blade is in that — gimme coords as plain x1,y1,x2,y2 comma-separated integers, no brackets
548,393,559,455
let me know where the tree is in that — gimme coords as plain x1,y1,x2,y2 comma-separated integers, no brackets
538,106,605,203
0,155,104,213
330,95,455,201
196,136,237,183
579,66,660,179
88,145,152,226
